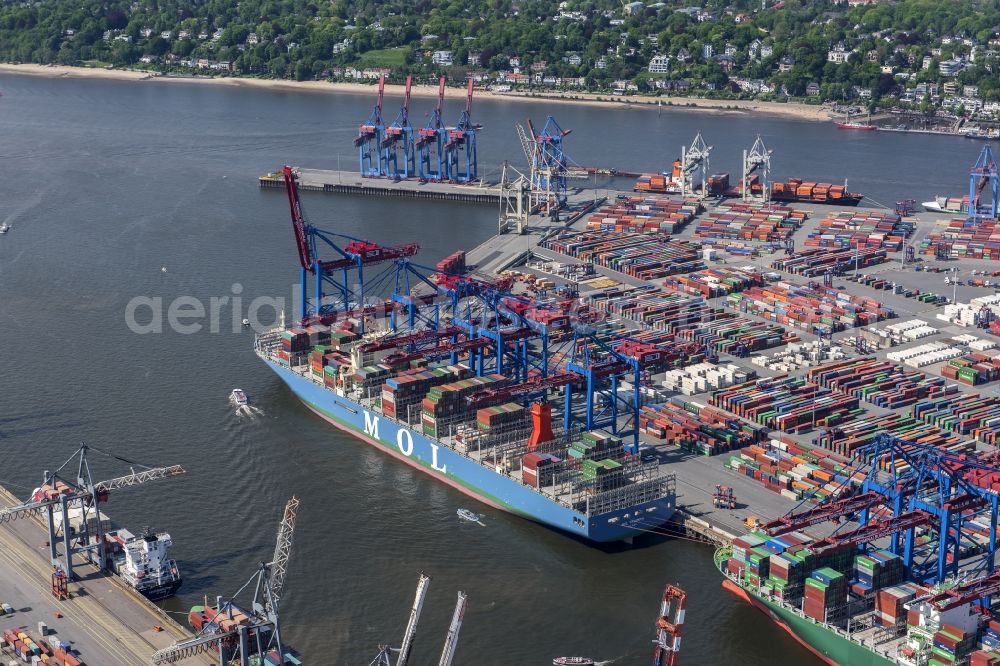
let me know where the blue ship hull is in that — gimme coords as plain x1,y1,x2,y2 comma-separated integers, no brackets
265,360,676,542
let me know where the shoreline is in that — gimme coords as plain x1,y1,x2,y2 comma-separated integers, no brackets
0,62,834,122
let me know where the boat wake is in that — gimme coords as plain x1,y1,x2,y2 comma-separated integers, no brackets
235,404,264,419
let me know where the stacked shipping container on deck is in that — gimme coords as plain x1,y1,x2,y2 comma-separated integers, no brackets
420,375,508,438
380,364,473,421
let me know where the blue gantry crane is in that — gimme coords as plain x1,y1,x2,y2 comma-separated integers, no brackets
278,165,713,453
529,115,572,211
381,75,416,179
417,76,447,181
759,432,1000,586
355,75,386,177
969,144,999,223
444,79,480,182
281,166,419,326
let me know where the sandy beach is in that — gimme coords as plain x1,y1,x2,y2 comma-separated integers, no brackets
0,62,834,122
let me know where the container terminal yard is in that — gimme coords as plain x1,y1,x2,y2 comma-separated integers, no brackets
251,79,1000,663
4,74,1000,665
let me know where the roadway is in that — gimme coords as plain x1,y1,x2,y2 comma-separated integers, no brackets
0,487,214,666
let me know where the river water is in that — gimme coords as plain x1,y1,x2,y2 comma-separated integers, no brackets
0,74,985,665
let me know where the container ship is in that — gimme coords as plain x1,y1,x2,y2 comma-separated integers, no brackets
256,332,677,542
104,528,182,601
769,179,864,206
256,168,677,543
717,433,1000,666
634,160,701,194
34,484,181,601
922,195,969,214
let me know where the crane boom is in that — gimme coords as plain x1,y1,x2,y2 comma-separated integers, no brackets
396,573,431,666
437,591,467,666
95,465,186,492
282,166,312,271
760,491,884,537
269,496,299,608
152,632,235,664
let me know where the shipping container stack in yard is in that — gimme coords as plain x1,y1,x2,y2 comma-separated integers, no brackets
726,281,895,334
711,377,862,433
770,247,890,277
585,195,702,235
725,437,864,502
541,231,704,279
694,203,807,243
920,218,1000,260
2,628,82,666
640,398,768,456
807,357,958,409
663,266,764,298
803,210,913,251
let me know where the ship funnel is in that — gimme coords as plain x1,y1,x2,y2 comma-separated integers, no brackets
527,402,555,450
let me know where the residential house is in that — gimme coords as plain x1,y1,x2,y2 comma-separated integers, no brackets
701,43,713,60
676,48,691,63
716,54,736,73
866,49,880,63
624,2,645,15
509,56,521,68
564,52,582,66
827,44,852,64
939,59,963,76
432,51,454,66
724,43,738,57
806,82,821,97
964,85,979,98
467,51,481,66
531,60,547,72
139,28,153,38
943,81,957,95
748,39,762,59
778,55,794,73
160,31,174,40
922,56,933,70
595,56,607,69
332,39,351,54
246,33,259,45
760,43,774,58
648,54,671,73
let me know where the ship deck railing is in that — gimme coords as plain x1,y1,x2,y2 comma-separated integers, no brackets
266,350,676,517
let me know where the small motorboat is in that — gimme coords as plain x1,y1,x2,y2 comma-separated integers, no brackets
456,508,485,526
242,318,250,327
553,658,595,666
230,388,248,406
0,223,9,234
